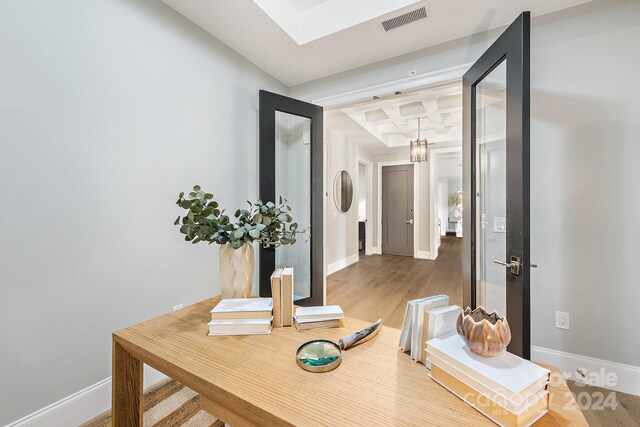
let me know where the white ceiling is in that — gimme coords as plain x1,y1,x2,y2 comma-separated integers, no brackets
326,80,463,154
289,0,328,13
161,0,593,86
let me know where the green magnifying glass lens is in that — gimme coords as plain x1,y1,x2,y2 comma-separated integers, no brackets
296,340,342,371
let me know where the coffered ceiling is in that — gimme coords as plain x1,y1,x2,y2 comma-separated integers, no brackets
327,80,463,152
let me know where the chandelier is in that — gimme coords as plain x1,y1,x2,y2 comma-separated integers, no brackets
410,117,428,163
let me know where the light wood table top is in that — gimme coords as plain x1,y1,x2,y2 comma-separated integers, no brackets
112,296,588,426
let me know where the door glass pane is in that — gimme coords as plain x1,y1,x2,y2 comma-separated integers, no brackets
275,111,311,300
475,60,507,316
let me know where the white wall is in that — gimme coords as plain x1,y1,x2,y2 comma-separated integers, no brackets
357,163,367,221
325,130,360,271
292,0,640,368
0,0,286,424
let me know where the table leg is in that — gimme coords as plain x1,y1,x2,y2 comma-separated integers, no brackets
112,339,143,426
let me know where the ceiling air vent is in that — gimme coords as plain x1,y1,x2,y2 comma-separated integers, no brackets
380,6,428,32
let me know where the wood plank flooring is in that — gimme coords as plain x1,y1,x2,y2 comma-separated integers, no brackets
567,380,640,426
327,236,463,329
327,236,640,426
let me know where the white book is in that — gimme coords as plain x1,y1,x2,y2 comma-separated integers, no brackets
295,305,344,323
426,333,551,402
208,317,273,336
427,352,549,413
210,298,273,316
409,296,449,359
398,295,448,352
419,305,460,365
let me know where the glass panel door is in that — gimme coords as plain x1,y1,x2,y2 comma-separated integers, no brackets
259,90,324,307
475,61,507,316
462,12,530,358
275,112,311,300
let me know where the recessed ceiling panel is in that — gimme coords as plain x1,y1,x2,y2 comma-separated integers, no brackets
399,101,426,117
365,108,390,122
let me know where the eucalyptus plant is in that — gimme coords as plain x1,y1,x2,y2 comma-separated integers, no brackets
174,185,301,250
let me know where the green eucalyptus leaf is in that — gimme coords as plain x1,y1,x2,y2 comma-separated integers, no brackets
248,229,260,239
193,185,201,191
174,216,181,225
233,228,245,239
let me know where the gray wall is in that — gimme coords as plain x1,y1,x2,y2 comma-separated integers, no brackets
292,0,640,367
0,0,286,423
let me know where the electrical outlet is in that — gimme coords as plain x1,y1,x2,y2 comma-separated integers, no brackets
555,311,570,329
172,304,183,312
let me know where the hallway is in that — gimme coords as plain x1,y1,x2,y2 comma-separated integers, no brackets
327,236,462,328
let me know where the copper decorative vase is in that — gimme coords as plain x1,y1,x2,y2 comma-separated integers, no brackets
456,307,511,357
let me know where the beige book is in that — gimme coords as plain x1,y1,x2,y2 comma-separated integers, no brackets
294,318,343,331
281,267,294,327
270,269,283,327
210,298,273,321
428,352,549,413
430,363,549,427
426,334,550,403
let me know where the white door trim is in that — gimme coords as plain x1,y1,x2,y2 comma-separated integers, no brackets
357,155,374,256
378,160,419,258
312,63,473,108
429,146,463,260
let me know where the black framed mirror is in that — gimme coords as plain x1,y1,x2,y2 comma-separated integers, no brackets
259,90,324,306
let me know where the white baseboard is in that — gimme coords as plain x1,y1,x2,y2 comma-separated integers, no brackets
532,346,640,397
372,246,381,255
327,254,359,275
6,366,167,427
416,251,434,260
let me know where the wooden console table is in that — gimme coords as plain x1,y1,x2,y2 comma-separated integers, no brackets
112,296,587,426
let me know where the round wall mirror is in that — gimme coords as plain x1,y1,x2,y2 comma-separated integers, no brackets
334,170,353,213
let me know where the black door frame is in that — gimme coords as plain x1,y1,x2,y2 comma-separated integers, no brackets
462,12,531,358
258,90,324,306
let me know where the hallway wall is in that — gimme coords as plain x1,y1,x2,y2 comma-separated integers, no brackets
0,0,286,423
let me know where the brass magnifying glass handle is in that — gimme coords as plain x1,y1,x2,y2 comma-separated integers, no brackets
338,319,382,350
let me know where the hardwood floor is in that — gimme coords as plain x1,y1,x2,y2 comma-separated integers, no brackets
567,381,640,426
328,236,640,426
327,236,462,329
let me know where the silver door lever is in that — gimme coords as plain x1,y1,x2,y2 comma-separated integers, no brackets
492,256,521,275
406,219,414,224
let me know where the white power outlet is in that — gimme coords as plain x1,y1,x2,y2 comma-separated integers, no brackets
172,304,184,312
555,311,570,329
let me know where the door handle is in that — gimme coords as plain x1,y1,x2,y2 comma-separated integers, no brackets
406,219,414,224
492,256,521,275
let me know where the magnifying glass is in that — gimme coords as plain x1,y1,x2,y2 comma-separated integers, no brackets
295,319,382,373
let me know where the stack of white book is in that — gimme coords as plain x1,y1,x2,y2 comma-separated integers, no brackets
426,333,551,427
398,295,460,365
208,298,273,336
293,305,344,331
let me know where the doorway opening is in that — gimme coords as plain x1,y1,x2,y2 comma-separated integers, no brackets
322,76,464,327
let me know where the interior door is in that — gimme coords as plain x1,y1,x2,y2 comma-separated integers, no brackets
382,164,414,257
462,12,531,358
259,90,323,306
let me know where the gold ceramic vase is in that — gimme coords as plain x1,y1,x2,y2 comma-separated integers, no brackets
456,306,511,357
218,243,255,299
